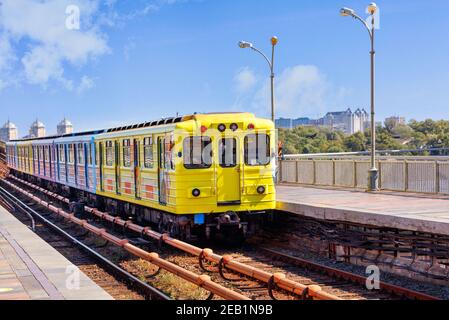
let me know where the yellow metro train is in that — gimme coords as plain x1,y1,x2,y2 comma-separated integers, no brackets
6,113,276,241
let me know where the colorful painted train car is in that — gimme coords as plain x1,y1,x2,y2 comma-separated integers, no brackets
6,113,276,241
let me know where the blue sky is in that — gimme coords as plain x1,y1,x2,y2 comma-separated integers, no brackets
1,0,449,136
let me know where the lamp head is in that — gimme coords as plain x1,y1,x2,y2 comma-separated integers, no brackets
271,36,278,46
367,2,378,15
238,41,253,49
340,7,355,17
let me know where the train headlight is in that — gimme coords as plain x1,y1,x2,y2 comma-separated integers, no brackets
257,186,266,194
218,124,226,132
230,123,238,131
192,188,201,197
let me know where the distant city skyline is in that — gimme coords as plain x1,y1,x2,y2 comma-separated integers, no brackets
275,109,406,135
0,118,74,141
1,1,449,133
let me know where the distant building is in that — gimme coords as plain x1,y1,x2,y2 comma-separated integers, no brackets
29,119,46,138
276,108,369,135
275,118,293,129
275,117,312,129
323,108,369,135
385,116,406,128
57,118,73,135
0,120,18,141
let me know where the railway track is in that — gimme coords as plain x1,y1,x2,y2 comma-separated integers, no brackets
0,185,169,300
0,182,247,300
2,175,443,300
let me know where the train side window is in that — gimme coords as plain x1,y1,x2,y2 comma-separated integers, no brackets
59,145,65,163
244,134,270,166
77,143,84,165
39,146,44,163
45,146,50,162
105,141,114,166
68,144,74,164
87,144,93,166
95,143,100,166
183,136,212,169
143,137,153,168
122,139,131,167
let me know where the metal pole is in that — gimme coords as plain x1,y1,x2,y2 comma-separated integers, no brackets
368,13,379,191
270,43,275,123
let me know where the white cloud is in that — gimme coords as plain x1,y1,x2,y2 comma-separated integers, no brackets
252,65,348,118
234,67,257,93
77,75,95,94
0,0,109,90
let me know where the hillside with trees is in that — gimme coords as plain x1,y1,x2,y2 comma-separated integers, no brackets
278,119,449,155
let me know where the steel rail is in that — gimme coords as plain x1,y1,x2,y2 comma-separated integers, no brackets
259,247,441,301
2,178,249,301
0,186,36,230
8,175,342,300
0,183,171,300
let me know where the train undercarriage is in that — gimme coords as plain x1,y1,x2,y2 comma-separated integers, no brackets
10,170,272,244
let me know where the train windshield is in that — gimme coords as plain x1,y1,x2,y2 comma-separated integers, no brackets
244,134,270,166
183,136,212,169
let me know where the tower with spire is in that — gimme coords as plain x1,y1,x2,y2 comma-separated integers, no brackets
29,119,46,138
57,118,73,135
0,120,18,141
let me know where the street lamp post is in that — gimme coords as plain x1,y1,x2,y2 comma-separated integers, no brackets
341,3,379,191
238,37,278,122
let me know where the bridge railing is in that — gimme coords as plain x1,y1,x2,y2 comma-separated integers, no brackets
279,152,449,195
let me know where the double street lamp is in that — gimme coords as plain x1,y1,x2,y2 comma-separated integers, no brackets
341,3,379,191
238,37,278,122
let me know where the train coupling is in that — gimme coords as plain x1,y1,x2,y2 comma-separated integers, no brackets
205,211,248,241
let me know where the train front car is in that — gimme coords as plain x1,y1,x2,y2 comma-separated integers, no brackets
95,112,276,243
173,113,276,242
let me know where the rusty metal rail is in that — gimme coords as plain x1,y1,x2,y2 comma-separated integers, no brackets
260,247,441,301
2,178,249,301
7,175,341,300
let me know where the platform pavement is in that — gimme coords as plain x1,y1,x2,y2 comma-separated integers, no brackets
276,184,449,235
0,206,113,300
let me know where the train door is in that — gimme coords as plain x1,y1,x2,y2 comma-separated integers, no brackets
99,142,104,191
114,140,121,195
64,144,69,183
48,145,53,179
84,142,89,189
133,138,141,199
216,137,241,204
157,136,167,205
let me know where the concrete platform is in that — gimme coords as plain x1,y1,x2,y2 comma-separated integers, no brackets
0,206,113,300
276,184,449,236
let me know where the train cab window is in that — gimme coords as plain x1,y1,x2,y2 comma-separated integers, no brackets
105,141,114,166
244,134,270,166
219,138,237,168
183,136,212,169
122,139,131,167
68,144,74,164
143,137,153,168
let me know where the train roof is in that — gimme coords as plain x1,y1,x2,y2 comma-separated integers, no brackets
7,112,266,145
